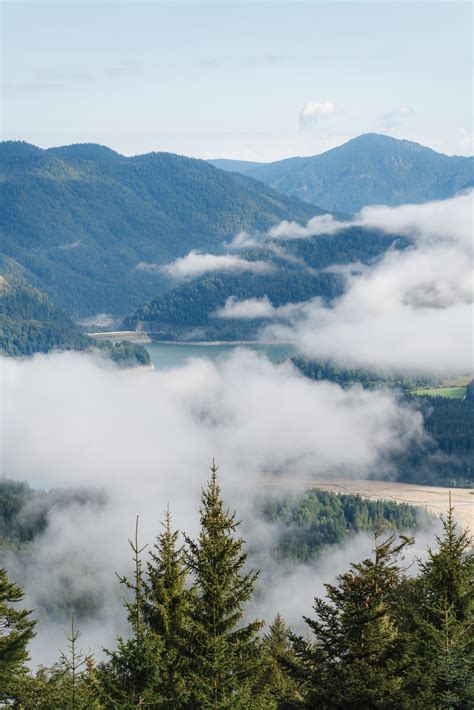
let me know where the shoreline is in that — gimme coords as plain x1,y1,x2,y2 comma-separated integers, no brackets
89,331,295,347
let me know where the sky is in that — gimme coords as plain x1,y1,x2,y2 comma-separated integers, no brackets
1,1,472,160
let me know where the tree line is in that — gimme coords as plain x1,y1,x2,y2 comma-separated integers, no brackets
1,463,472,708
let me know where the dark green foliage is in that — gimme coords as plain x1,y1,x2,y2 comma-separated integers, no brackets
291,533,415,709
94,339,151,367
219,133,474,214
6,659,102,710
0,275,90,356
0,140,318,316
184,463,269,708
0,567,36,699
395,397,474,487
260,615,302,707
0,274,150,365
263,489,421,562
397,504,474,707
142,509,193,707
97,517,164,707
293,356,437,391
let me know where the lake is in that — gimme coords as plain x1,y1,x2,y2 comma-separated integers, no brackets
145,342,296,370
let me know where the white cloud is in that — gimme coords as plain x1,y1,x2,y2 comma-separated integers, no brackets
299,99,337,129
265,191,473,246
0,349,424,665
268,213,346,239
215,295,316,321
157,251,274,279
261,192,474,374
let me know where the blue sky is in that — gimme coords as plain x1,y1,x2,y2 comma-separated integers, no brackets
1,1,472,160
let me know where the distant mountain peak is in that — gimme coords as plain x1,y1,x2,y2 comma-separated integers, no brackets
214,134,473,214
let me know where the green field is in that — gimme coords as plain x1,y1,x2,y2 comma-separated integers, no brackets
411,386,467,399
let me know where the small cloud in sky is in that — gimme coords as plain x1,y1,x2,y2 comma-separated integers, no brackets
140,251,274,279
377,105,416,132
299,100,337,129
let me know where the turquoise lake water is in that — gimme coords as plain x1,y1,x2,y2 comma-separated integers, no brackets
145,342,296,370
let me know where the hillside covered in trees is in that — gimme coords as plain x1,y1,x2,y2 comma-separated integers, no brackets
126,228,406,340
0,275,150,366
1,465,472,708
0,141,319,316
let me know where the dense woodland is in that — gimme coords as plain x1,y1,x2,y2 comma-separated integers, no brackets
0,465,472,708
0,276,150,365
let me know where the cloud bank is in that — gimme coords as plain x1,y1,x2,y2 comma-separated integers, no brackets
0,349,425,664
229,192,473,374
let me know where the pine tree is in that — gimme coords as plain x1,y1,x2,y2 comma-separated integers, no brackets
260,614,302,708
59,613,89,709
184,461,267,709
97,517,163,707
405,498,474,707
142,507,193,708
291,532,414,709
0,566,36,700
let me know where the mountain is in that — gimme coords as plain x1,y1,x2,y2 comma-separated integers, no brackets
0,275,149,365
126,227,407,340
0,141,321,317
211,134,473,214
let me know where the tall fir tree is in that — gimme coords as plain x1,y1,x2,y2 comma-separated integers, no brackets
142,507,193,708
404,499,474,708
97,517,163,707
291,532,414,709
0,567,36,702
259,614,302,709
184,462,268,709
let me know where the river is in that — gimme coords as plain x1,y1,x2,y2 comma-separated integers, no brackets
145,342,296,370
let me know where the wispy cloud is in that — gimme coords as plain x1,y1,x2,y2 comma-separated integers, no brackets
153,251,274,279
215,295,315,321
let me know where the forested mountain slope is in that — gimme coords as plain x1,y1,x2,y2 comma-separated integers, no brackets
211,134,473,213
0,276,149,365
0,141,319,316
126,227,407,339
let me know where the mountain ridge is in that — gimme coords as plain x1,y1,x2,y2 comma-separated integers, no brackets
209,133,473,214
0,141,321,316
